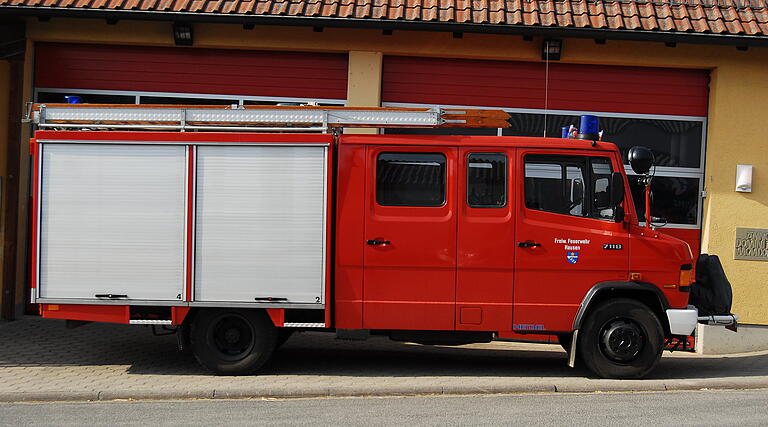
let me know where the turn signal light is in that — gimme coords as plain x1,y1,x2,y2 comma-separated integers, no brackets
679,269,693,287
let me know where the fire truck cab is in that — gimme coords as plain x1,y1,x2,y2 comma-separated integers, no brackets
334,134,695,379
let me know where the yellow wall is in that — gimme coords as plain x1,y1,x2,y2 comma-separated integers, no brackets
20,18,768,324
345,51,383,135
701,62,768,324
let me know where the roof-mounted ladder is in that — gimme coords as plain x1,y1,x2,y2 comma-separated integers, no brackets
26,104,511,132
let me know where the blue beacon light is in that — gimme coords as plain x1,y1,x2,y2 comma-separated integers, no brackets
64,95,82,104
575,115,600,141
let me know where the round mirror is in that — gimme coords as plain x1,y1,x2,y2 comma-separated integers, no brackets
628,146,655,175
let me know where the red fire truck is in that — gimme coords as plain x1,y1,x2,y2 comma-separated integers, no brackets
27,104,736,379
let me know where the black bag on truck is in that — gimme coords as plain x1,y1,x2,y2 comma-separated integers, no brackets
689,254,733,316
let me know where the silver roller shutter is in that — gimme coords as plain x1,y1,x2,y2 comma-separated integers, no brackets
39,144,187,301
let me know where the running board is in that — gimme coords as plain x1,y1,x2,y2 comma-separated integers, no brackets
284,322,326,328
129,319,173,325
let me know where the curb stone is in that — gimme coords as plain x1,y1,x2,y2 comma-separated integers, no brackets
0,391,100,402
4,381,768,403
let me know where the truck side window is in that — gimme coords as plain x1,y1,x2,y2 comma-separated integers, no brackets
524,155,615,220
591,157,615,220
467,153,506,208
376,152,446,207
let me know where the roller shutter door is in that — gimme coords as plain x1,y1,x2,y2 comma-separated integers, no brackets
35,42,349,100
193,145,328,304
39,144,187,301
382,56,709,116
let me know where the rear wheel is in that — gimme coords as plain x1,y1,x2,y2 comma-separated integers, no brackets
190,309,277,375
578,298,664,379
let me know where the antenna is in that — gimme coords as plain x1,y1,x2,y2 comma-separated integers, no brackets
543,40,551,138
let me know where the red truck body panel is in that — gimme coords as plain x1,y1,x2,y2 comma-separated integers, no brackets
32,131,694,336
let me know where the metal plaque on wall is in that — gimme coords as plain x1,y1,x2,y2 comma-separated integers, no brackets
735,228,768,261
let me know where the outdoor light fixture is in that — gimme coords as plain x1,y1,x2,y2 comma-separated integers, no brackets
542,39,562,60
736,165,753,192
173,23,193,46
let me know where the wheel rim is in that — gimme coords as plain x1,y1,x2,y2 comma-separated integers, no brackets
598,318,645,363
207,313,256,361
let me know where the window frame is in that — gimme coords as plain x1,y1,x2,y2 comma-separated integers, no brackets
375,151,448,208
466,152,508,209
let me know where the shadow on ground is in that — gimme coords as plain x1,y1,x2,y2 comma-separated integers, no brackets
1,317,764,380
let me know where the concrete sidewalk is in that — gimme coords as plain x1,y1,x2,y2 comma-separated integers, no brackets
1,317,767,402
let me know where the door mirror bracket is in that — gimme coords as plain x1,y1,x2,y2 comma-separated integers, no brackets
609,172,625,223
613,205,625,223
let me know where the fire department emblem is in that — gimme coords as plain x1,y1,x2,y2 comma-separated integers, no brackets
567,251,579,264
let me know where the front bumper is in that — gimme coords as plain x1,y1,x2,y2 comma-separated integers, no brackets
665,306,740,336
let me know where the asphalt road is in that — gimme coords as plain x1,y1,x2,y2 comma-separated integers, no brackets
2,389,767,426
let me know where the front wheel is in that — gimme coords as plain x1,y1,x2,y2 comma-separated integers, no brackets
190,309,277,375
578,298,664,379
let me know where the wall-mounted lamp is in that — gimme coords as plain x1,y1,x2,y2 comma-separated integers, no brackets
173,23,193,46
736,164,753,192
542,39,562,61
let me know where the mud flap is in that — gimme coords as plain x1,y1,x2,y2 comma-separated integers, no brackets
568,330,579,368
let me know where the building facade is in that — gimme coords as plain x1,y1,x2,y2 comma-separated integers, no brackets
1,0,767,350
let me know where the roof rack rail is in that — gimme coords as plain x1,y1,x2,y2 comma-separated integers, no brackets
25,103,511,132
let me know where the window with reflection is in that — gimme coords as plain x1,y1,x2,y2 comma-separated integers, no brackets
376,152,446,207
524,155,615,220
628,176,700,225
467,153,506,208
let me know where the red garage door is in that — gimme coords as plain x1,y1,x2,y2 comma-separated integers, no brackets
35,43,349,100
382,56,708,116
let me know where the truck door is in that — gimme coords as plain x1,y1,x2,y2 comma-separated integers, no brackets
363,146,457,330
514,151,629,333
456,149,516,331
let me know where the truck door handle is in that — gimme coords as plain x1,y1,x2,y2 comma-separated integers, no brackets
517,241,541,248
366,239,391,246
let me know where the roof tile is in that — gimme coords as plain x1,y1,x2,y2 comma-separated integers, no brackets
388,0,405,19
170,0,190,11
2,0,767,38
304,0,322,16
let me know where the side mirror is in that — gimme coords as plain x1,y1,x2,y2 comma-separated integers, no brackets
628,146,655,175
610,172,625,222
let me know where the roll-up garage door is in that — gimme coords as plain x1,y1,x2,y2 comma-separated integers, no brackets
34,43,349,100
382,56,709,116
194,145,328,304
39,144,187,301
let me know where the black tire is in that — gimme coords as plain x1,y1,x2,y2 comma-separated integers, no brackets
190,309,277,375
578,298,664,379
